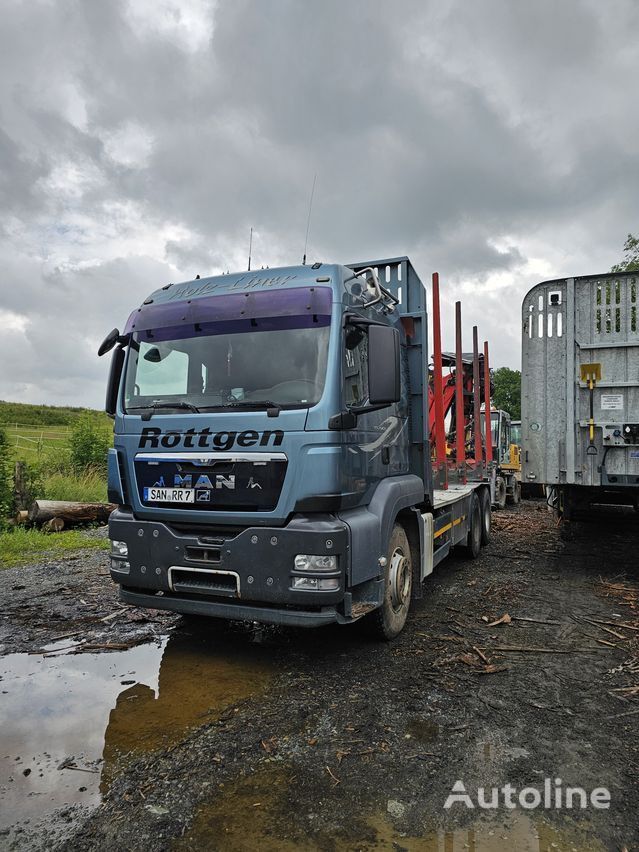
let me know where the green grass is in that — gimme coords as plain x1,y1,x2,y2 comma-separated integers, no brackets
0,527,110,568
0,399,110,428
42,470,107,503
6,424,72,464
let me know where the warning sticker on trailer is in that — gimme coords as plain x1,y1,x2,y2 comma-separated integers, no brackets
601,394,624,410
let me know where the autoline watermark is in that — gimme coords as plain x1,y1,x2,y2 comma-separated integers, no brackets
444,778,610,811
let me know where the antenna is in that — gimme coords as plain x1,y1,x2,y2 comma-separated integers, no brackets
302,173,317,266
248,227,253,271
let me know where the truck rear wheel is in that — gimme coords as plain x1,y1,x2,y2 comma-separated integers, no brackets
370,523,412,641
479,487,491,545
462,492,482,558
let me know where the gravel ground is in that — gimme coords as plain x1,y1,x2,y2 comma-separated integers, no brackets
1,503,638,851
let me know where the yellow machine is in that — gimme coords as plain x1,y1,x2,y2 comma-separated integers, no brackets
485,408,522,508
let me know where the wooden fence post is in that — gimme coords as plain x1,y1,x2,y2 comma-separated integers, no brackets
13,461,28,512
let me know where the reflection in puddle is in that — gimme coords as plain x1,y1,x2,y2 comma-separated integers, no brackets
0,627,273,834
363,811,605,851
177,766,605,852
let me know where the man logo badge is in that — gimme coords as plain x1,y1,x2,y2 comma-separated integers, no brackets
247,477,262,490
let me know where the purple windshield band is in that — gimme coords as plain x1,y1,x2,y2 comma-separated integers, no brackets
124,286,332,334
143,313,330,343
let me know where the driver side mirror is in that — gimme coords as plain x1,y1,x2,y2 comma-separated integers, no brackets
367,324,400,406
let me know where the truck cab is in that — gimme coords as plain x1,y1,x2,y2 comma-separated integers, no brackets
101,258,490,638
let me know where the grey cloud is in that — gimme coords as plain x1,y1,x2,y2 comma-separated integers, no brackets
0,0,638,405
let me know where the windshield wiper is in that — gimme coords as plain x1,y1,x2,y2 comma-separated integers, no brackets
128,400,201,421
222,399,281,417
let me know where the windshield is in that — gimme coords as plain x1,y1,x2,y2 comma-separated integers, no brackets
124,315,331,412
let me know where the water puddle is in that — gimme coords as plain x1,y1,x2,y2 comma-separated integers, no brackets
0,626,273,835
176,765,606,851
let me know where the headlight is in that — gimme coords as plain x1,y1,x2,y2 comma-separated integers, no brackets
294,554,337,572
292,576,339,591
111,540,128,557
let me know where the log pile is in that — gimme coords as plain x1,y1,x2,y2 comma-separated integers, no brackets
18,500,116,531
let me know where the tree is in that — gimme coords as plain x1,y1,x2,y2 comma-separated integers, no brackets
611,233,639,273
492,367,521,420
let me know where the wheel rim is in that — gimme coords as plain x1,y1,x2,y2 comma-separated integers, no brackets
389,547,410,612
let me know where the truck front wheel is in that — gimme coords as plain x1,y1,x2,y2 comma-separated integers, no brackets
370,523,412,641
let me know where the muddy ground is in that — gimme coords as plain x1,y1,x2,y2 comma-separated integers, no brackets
1,501,638,851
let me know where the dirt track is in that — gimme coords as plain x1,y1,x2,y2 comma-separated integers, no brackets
1,501,638,851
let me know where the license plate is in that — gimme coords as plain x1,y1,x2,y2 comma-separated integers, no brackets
143,487,195,503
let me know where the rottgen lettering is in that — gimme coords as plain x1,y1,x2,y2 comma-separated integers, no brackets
138,427,283,450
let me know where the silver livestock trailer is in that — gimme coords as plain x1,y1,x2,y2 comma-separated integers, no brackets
522,270,639,518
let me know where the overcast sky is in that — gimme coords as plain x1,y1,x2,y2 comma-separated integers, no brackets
1,0,638,407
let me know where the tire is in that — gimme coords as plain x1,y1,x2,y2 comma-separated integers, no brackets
494,476,507,510
370,523,413,641
506,476,521,505
479,487,491,546
462,492,482,558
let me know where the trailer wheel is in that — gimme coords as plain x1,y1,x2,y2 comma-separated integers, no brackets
479,487,491,546
462,493,482,558
494,476,507,510
370,523,412,641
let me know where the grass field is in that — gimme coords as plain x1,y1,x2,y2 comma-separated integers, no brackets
0,399,110,428
0,403,112,561
5,423,73,464
1,402,111,508
0,527,110,568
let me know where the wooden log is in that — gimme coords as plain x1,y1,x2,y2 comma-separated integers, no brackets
14,510,29,525
28,500,116,527
43,517,65,533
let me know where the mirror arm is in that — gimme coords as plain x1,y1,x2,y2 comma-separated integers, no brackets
350,402,389,415
343,313,386,329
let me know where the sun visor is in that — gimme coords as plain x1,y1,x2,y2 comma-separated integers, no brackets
124,286,332,336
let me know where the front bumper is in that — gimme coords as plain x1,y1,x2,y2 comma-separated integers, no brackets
108,509,350,622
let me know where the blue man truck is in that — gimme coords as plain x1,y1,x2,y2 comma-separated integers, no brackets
99,257,492,639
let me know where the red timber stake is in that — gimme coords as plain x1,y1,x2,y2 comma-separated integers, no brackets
431,272,447,489
483,340,493,463
472,326,483,470
455,301,466,482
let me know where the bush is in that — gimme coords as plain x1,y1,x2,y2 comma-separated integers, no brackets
0,428,11,522
68,415,111,475
42,470,107,503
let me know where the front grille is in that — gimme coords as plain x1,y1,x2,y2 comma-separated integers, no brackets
134,457,287,512
167,522,245,539
168,567,238,597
